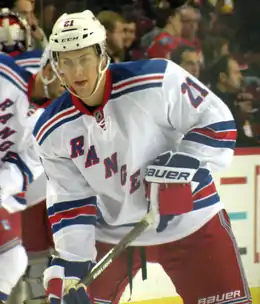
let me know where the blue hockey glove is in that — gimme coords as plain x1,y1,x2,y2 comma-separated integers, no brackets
44,257,94,304
145,151,200,232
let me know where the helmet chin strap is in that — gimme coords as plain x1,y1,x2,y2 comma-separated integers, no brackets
88,53,110,98
39,68,57,98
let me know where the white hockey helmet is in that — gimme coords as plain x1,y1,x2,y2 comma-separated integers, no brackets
49,10,106,53
0,8,31,55
49,10,110,99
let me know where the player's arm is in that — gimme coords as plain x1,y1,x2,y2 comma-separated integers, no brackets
163,60,236,169
0,58,43,208
145,60,236,231
0,109,44,206
35,139,97,303
0,142,43,212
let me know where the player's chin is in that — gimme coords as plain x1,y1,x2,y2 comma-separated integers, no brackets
75,87,92,99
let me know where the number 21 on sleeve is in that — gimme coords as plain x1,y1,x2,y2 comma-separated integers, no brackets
181,77,209,108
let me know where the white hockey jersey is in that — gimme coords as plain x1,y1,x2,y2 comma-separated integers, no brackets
0,53,43,210
14,49,43,74
34,59,237,262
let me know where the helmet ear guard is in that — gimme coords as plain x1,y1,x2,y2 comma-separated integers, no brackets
0,8,31,55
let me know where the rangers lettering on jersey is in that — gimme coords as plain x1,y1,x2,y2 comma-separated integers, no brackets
0,99,15,152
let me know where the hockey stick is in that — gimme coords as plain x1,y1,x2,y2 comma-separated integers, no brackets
80,210,154,286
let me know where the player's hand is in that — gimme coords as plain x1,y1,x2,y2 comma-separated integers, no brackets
145,151,200,232
235,92,254,113
44,257,94,304
63,283,91,304
28,13,45,41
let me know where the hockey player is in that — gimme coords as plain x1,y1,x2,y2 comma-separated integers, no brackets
0,8,61,303
34,10,252,304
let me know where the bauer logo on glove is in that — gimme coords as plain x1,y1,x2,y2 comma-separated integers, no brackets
145,152,201,229
145,151,200,184
145,167,193,183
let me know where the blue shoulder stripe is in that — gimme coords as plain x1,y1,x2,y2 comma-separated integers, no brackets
33,91,72,136
33,92,83,145
14,49,43,61
15,50,42,73
38,111,82,146
110,59,167,84
0,53,31,94
110,82,162,100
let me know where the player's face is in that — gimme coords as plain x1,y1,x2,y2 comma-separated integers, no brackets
59,47,100,97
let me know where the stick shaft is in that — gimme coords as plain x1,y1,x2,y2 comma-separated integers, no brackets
81,211,153,286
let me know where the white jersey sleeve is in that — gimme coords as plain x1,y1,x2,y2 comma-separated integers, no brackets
163,60,236,171
33,102,97,261
37,146,97,261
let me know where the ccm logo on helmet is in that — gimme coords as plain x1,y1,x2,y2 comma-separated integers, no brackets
61,37,79,42
146,168,190,181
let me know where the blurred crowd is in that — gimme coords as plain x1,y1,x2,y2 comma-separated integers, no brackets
7,0,260,147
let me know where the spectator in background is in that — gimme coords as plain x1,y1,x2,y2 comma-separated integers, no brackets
146,6,183,59
202,36,230,67
209,54,242,106
28,0,34,10
61,0,87,15
171,45,201,79
11,0,48,49
209,55,260,146
8,0,31,21
180,5,201,49
97,10,125,63
35,0,56,38
122,13,137,61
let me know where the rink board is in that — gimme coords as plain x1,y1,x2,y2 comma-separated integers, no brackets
120,148,260,304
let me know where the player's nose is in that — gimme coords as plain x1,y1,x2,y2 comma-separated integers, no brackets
74,63,85,77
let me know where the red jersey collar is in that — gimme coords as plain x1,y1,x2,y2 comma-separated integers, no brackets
27,73,36,103
71,69,112,115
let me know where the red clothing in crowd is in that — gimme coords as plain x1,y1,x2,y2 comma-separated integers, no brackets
147,31,201,59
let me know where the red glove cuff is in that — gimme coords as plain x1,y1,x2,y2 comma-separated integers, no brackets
159,183,193,215
47,278,63,299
